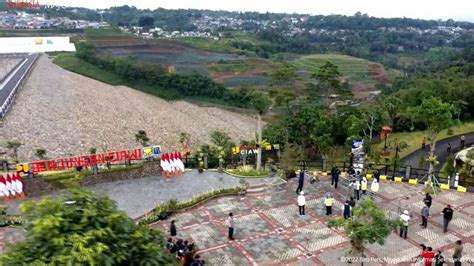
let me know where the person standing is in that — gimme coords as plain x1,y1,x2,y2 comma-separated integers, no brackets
453,240,463,266
399,210,410,239
422,247,435,266
297,191,305,215
331,165,340,189
296,170,304,194
447,143,451,154
424,193,432,208
374,170,380,183
343,200,351,219
354,178,361,200
441,204,454,233
434,250,445,266
422,137,427,150
361,177,368,195
227,212,235,240
324,194,334,215
170,220,177,240
460,135,465,149
420,204,430,228
370,179,380,196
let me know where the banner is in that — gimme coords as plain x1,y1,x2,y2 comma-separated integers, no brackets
351,139,365,174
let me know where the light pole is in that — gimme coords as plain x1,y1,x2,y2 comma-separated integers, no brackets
392,139,400,180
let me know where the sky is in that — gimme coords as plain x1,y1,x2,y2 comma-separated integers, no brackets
41,0,474,22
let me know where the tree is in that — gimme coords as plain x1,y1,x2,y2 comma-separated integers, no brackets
5,140,22,163
359,104,389,141
135,130,150,147
279,143,304,176
138,16,154,28
34,148,47,160
311,61,341,103
268,89,296,114
414,97,453,192
328,199,399,265
210,130,232,148
270,64,297,87
0,189,174,265
249,91,272,171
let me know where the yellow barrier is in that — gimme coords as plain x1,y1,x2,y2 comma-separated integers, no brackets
457,186,467,193
366,174,373,179
394,177,402,182
380,175,387,180
322,172,328,176
440,184,450,190
340,172,347,177
409,179,418,185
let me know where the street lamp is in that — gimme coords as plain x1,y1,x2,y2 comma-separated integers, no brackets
392,138,401,180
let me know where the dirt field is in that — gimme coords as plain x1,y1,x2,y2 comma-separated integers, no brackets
0,55,258,162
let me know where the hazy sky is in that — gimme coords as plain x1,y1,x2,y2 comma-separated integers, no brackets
42,0,474,22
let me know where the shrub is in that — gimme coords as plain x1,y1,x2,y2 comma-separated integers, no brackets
446,128,454,135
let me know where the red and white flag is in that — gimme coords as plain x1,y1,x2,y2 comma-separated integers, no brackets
15,173,23,195
0,175,7,198
6,174,15,197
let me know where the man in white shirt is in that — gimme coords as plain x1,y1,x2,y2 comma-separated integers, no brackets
400,210,410,239
297,191,306,215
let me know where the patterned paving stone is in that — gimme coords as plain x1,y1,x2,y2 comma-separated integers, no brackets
437,191,474,207
240,234,302,264
440,212,474,237
289,222,347,252
206,196,250,218
317,246,379,266
444,243,474,263
461,205,474,216
230,213,273,239
171,208,209,228
306,197,343,217
262,204,313,227
199,246,250,266
407,225,459,250
366,233,420,263
409,197,445,214
178,223,228,250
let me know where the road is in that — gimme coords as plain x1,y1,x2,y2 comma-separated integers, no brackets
0,53,38,119
400,132,474,170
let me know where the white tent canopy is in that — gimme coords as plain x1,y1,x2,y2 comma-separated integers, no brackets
0,37,76,54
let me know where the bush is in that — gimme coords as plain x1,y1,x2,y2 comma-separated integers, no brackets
446,128,454,135
139,187,242,225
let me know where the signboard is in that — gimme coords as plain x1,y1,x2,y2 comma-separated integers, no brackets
231,144,280,155
351,139,365,173
24,147,143,173
7,0,40,9
143,146,161,158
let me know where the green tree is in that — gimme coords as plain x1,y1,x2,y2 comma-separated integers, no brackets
270,64,297,87
5,140,22,163
135,130,150,147
311,61,341,103
328,199,399,265
138,16,155,28
249,91,272,171
279,143,304,177
34,148,47,160
0,189,174,265
210,130,232,149
414,97,453,192
359,104,389,141
268,89,296,114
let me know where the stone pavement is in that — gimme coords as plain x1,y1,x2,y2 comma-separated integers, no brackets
153,176,474,265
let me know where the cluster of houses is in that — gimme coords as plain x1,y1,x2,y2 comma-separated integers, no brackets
0,11,108,29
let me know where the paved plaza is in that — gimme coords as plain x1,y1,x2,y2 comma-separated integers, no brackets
153,176,474,265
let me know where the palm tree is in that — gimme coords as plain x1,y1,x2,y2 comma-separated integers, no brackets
249,92,272,172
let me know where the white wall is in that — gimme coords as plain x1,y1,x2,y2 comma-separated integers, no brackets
0,37,76,54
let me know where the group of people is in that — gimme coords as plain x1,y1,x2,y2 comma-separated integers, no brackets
399,194,463,266
415,241,464,266
166,220,204,266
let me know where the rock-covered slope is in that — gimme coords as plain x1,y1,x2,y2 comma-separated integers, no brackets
0,55,257,161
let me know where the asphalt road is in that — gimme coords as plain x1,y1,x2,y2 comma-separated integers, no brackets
0,53,38,118
400,132,474,170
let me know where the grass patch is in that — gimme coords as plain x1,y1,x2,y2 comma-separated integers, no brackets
84,27,127,36
372,122,474,159
53,53,181,100
294,54,383,85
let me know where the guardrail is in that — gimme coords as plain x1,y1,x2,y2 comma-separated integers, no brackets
0,53,39,119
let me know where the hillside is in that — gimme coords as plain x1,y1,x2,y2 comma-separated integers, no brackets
0,55,257,162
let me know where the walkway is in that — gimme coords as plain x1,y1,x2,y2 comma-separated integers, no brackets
401,132,474,170
153,177,474,265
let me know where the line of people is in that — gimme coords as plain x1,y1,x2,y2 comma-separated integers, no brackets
166,220,204,266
